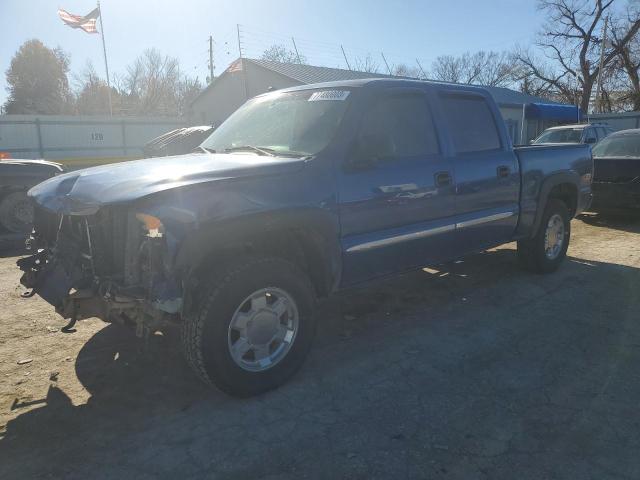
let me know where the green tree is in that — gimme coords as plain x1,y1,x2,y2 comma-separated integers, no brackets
4,39,72,114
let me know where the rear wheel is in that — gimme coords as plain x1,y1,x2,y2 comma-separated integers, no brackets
517,198,570,273
0,191,33,233
182,257,317,397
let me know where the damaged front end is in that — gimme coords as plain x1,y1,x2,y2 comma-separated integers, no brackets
18,205,183,336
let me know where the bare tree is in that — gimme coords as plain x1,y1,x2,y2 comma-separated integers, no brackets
430,51,518,87
515,0,640,112
261,44,306,64
74,61,115,115
431,55,464,83
610,4,640,111
392,63,420,78
353,54,380,73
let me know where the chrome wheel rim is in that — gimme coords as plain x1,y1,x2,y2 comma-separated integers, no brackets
544,214,565,259
227,287,299,372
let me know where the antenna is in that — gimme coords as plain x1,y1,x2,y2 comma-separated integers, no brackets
292,37,301,63
341,45,352,71
381,52,392,75
208,36,214,83
416,59,427,79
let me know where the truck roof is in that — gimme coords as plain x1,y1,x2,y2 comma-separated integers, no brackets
263,78,493,97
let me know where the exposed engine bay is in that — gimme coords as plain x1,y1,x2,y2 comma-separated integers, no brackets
18,205,183,335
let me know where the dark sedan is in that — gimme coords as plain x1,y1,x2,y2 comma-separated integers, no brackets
591,129,640,211
0,159,63,233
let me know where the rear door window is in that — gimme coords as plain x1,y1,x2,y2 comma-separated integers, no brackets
439,94,501,153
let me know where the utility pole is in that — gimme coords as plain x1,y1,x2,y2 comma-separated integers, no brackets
381,52,392,75
594,15,609,114
292,37,301,63
416,59,427,79
208,35,214,83
341,45,351,70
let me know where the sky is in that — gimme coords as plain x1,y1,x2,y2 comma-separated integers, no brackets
0,0,545,105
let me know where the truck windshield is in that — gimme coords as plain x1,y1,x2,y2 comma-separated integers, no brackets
592,134,640,158
200,89,352,157
533,128,583,144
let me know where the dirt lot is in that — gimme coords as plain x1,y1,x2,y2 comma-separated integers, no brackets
1,214,640,479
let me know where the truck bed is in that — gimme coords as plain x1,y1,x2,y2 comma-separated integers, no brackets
514,143,593,237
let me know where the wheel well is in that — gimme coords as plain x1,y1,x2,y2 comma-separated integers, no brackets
547,183,577,217
185,226,337,301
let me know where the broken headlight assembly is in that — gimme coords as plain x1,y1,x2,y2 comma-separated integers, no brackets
135,213,164,238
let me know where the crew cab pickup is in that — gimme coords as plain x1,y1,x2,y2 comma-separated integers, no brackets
18,79,593,396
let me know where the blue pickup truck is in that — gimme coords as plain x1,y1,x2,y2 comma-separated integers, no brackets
19,79,592,396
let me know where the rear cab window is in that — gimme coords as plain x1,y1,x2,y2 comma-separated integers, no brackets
439,93,502,153
584,128,597,143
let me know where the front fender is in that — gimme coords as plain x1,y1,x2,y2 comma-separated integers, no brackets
174,208,342,294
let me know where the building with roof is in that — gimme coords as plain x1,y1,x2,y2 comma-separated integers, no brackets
188,58,567,143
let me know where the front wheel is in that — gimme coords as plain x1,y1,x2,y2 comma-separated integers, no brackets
182,257,317,397
517,198,570,273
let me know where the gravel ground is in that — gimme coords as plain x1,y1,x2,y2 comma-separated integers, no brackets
1,213,639,479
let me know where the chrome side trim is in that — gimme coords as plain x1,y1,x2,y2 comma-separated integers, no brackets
345,224,455,253
455,211,515,229
345,211,516,253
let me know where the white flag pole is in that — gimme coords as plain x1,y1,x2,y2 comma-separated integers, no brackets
97,0,113,116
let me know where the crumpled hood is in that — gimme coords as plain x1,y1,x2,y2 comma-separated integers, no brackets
29,153,306,215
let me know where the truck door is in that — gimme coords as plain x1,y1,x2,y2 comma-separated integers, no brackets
438,92,520,253
337,88,456,285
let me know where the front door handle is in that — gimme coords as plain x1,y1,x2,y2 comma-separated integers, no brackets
435,171,452,187
497,166,511,178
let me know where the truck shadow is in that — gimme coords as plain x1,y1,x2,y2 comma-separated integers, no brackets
578,211,640,233
2,248,640,478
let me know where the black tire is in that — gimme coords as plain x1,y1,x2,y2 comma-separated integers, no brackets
0,191,33,234
517,198,570,274
182,257,317,397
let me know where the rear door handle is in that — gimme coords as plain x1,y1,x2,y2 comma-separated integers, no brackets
435,171,452,187
497,166,511,178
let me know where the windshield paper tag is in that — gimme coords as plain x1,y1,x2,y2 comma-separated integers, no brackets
308,90,350,101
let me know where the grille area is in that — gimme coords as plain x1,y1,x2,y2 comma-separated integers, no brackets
33,205,129,279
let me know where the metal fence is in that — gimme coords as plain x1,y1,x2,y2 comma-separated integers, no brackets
589,112,640,132
0,114,185,168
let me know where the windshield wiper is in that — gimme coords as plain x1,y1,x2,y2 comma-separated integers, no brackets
195,146,216,153
224,145,275,156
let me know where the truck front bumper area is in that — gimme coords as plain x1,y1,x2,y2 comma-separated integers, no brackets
17,241,182,335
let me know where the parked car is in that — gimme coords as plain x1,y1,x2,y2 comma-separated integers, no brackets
532,123,614,145
143,126,214,158
18,79,593,396
0,159,63,233
590,129,640,211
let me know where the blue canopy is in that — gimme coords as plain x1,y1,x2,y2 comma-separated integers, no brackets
525,103,583,122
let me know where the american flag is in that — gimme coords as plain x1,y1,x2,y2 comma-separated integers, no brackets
226,59,243,73
57,7,100,34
